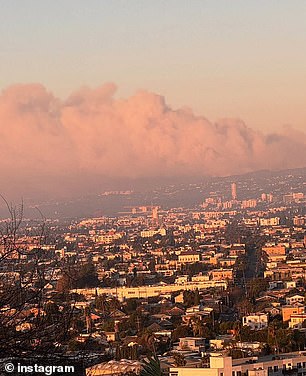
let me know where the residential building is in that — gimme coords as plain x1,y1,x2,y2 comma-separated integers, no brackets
242,313,268,330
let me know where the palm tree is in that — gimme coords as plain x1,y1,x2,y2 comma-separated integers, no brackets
140,332,156,353
140,355,163,376
191,317,204,337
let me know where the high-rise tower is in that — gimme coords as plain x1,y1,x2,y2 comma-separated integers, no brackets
152,206,159,225
231,182,237,200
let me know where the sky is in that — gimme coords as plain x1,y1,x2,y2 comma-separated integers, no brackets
0,1,306,200
1,0,306,132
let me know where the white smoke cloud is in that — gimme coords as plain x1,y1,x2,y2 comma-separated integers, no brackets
0,83,305,197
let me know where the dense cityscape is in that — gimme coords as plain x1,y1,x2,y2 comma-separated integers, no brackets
1,2,306,375
1,168,306,375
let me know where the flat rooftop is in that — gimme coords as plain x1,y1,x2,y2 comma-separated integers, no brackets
233,352,306,367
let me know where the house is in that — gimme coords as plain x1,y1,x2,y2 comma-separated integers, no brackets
175,275,189,285
109,309,127,319
282,305,305,322
182,306,213,324
102,331,118,342
289,314,306,329
209,269,233,281
167,306,185,317
229,244,245,256
174,292,184,303
242,313,268,330
265,306,281,317
285,294,305,305
178,251,201,264
218,258,236,267
285,281,297,289
178,337,208,351
262,245,285,256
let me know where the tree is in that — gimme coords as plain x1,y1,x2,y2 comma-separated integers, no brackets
194,289,200,305
124,298,139,314
95,294,121,315
172,352,186,367
75,261,100,288
172,325,192,342
248,278,269,299
140,355,163,376
139,332,156,354
0,200,75,358
236,298,254,317
183,290,201,307
191,317,205,337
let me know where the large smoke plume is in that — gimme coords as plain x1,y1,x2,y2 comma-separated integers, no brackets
0,83,305,198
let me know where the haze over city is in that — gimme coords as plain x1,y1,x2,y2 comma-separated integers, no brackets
0,1,306,200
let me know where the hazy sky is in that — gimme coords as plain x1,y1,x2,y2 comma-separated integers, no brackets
0,1,306,201
1,0,306,132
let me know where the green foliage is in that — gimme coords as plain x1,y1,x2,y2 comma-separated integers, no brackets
71,318,85,332
75,261,100,288
229,349,246,359
224,220,243,244
124,298,140,314
181,262,208,276
239,324,306,353
44,301,61,324
172,325,192,342
219,321,235,334
95,294,121,314
68,339,83,351
115,344,139,360
236,298,254,316
183,290,200,307
247,278,269,299
172,352,186,367
57,261,100,291
140,355,163,376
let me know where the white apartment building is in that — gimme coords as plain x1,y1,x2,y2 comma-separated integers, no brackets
289,314,306,329
260,217,280,227
170,352,306,376
242,313,268,330
178,251,201,264
72,280,227,301
140,228,167,238
286,295,305,305
94,232,124,244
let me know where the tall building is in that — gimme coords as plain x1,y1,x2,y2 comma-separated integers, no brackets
152,206,159,225
231,182,237,200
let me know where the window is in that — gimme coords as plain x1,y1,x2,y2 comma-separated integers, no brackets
274,366,279,372
268,367,272,373
298,363,302,369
